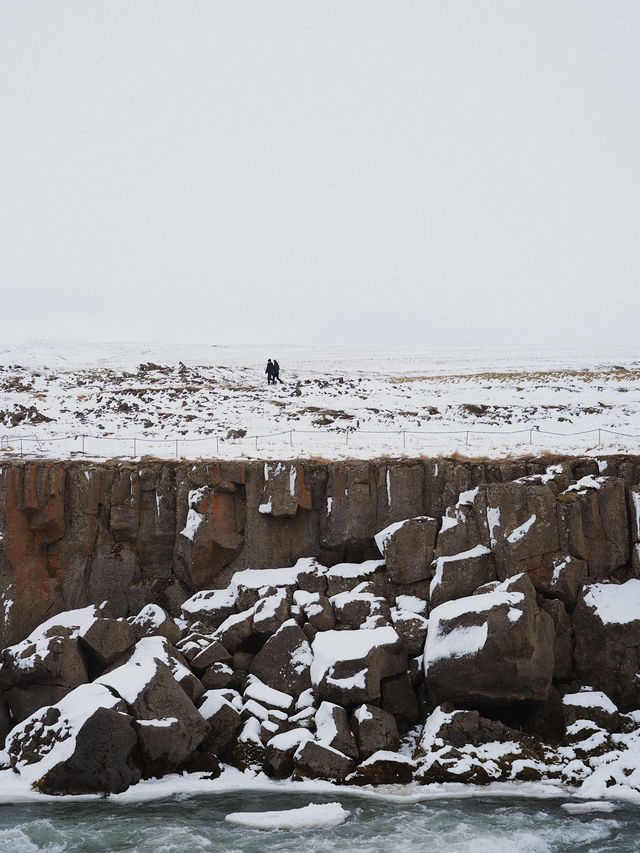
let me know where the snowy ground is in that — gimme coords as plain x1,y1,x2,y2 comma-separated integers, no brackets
1,341,639,461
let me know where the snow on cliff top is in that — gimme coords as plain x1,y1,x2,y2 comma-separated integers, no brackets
1,341,639,461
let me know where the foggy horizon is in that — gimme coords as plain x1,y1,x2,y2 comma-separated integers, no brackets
2,2,639,348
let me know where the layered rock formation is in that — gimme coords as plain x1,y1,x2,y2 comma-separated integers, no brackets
2,455,640,796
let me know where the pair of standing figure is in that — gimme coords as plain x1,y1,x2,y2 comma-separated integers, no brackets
265,358,282,384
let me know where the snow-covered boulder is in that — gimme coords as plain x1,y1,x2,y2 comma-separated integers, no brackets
188,639,232,672
424,574,554,707
252,588,290,635
250,620,313,696
374,516,438,584
265,727,313,777
429,545,495,609
390,605,428,656
79,616,135,667
213,606,255,653
330,583,390,629
231,717,265,772
556,476,630,579
350,703,399,759
315,701,358,760
96,637,208,773
325,560,386,597
532,553,588,608
293,591,335,631
352,750,415,785
484,482,559,581
293,739,355,782
573,579,640,709
310,626,407,705
5,683,140,795
180,587,237,631
202,661,234,690
128,604,182,645
1,607,100,721
630,485,640,572
198,689,242,756
414,705,541,785
562,688,624,734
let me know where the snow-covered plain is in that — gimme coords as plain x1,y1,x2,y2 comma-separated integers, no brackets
1,341,639,461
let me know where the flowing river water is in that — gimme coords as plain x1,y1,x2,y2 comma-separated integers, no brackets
0,791,638,853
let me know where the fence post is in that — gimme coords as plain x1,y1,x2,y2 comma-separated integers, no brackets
133,438,137,457
529,429,532,445
402,430,406,448
255,436,258,451
466,431,469,445
216,436,219,455
346,431,349,448
175,439,179,458
20,437,23,459
82,434,85,455
598,428,601,445
289,429,293,447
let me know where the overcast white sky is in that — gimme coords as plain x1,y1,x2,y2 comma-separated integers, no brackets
1,1,639,348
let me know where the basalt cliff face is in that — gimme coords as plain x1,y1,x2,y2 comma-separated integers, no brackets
1,455,640,650
3,454,640,795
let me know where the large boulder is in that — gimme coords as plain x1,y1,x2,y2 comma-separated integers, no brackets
265,728,313,777
250,620,313,696
180,587,237,632
198,689,242,756
374,516,438,584
350,704,399,759
79,618,136,667
352,750,415,785
5,683,140,795
573,579,640,710
96,638,208,773
1,607,99,721
429,545,495,609
330,584,390,629
424,574,555,707
293,739,355,782
310,626,407,706
128,604,182,645
556,476,630,579
315,701,359,760
484,481,560,581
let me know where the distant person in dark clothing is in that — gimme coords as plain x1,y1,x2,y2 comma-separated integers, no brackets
265,359,274,384
273,359,283,383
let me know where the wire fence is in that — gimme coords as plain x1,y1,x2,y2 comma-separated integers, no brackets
1,425,639,460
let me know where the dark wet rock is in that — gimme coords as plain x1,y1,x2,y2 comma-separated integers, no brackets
128,604,182,645
351,751,415,785
315,701,359,760
265,728,313,778
573,579,640,710
311,626,407,706
293,739,356,782
80,618,135,667
350,703,399,759
425,574,554,707
250,620,312,697
375,516,438,584
198,689,243,756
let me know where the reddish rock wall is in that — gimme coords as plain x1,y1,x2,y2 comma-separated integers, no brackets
1,454,640,647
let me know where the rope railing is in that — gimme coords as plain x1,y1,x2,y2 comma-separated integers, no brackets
0,424,638,459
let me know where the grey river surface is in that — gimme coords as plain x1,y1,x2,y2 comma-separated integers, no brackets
0,791,638,853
